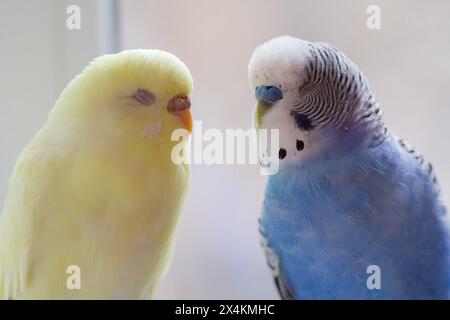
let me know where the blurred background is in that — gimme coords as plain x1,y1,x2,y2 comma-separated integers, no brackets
1,0,450,299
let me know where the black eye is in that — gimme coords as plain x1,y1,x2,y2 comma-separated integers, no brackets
291,113,314,130
132,89,155,105
296,140,305,151
278,148,287,160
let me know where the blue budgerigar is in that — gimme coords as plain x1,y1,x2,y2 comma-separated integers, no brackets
249,36,450,299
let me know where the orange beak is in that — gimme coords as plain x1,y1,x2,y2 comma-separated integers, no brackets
167,95,192,133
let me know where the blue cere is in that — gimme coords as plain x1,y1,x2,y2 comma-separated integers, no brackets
255,86,283,103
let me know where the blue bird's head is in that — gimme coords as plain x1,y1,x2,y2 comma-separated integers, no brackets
248,36,383,167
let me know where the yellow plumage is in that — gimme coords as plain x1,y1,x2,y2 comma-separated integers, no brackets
0,49,193,299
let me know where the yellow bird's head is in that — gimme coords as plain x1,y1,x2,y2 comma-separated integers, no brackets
49,49,193,151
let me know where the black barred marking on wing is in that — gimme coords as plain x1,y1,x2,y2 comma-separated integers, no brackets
258,224,279,275
274,267,296,300
292,43,387,147
398,138,440,187
259,221,296,300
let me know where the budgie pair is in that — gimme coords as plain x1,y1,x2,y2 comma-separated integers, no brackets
0,36,449,299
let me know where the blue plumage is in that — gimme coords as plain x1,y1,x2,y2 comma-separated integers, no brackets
260,135,450,299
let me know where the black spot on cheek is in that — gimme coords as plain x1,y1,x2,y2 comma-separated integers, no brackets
296,140,305,151
292,113,314,130
279,148,287,160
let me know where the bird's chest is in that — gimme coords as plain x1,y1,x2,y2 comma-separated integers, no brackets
29,154,187,299
260,169,388,298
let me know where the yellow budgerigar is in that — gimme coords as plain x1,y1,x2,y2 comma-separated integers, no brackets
0,49,193,299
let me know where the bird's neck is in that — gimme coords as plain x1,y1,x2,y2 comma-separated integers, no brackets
342,95,387,149
281,97,388,173
319,94,388,157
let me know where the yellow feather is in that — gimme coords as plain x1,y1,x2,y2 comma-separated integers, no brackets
0,49,192,299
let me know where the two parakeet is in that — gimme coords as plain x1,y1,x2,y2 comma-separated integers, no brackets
1,35,449,300
0,49,193,299
249,36,450,299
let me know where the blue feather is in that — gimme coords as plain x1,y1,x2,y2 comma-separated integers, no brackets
260,136,450,299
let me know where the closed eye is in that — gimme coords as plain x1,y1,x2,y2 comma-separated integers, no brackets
132,89,155,106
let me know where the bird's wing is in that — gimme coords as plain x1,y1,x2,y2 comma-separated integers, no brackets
259,222,295,300
273,266,295,300
0,146,52,299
